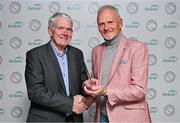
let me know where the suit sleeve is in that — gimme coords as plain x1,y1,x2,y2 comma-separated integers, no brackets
107,43,148,106
25,51,73,114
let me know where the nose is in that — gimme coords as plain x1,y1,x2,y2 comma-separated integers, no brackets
104,23,109,31
62,29,68,35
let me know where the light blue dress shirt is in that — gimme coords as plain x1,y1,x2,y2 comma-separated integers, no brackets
50,42,70,96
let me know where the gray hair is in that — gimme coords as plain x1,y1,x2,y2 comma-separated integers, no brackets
97,5,120,18
48,12,73,28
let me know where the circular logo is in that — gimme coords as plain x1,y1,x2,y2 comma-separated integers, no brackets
146,20,157,32
11,106,23,118
164,71,176,83
148,54,157,66
49,2,61,13
164,105,175,116
127,2,139,14
88,105,96,117
146,88,157,100
10,72,22,84
10,37,22,49
9,2,21,14
73,19,80,32
165,3,176,14
29,19,41,32
0,90,3,100
164,37,176,49
88,37,100,48
0,56,2,64
88,2,99,14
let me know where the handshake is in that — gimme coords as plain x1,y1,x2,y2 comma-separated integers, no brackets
72,78,107,114
72,95,88,114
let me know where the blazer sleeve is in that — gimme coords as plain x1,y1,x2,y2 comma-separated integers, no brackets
107,43,148,106
25,50,73,114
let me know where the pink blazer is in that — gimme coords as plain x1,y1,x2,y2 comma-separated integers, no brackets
91,35,151,123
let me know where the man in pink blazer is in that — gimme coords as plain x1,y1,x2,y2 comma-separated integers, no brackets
84,5,151,123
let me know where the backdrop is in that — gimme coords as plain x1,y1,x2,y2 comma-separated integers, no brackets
0,0,179,122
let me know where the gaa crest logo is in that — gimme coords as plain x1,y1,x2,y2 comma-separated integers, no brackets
88,37,100,48
148,54,157,66
9,2,21,14
164,105,175,116
10,37,22,49
164,37,176,49
29,19,41,32
127,2,139,14
146,88,157,100
11,106,23,118
10,72,22,84
146,20,157,32
88,2,99,14
49,2,61,13
165,3,176,14
164,71,176,83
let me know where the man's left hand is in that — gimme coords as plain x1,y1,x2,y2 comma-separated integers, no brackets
85,85,107,97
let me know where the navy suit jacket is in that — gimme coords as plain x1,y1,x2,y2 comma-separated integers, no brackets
25,41,88,122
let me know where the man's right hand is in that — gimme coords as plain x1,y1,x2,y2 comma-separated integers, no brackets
72,95,87,114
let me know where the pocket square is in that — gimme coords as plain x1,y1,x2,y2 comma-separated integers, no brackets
120,59,127,64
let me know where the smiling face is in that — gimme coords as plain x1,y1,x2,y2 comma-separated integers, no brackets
48,16,73,51
97,8,122,41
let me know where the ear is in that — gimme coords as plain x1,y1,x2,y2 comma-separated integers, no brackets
48,28,53,36
119,17,123,28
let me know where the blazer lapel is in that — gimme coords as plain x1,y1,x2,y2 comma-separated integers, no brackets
46,42,67,93
94,45,105,85
108,35,129,83
66,46,73,95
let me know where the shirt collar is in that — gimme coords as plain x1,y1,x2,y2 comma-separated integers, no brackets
50,41,68,57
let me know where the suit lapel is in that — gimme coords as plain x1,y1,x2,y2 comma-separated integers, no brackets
108,35,129,83
93,44,105,84
46,42,66,93
66,46,73,95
